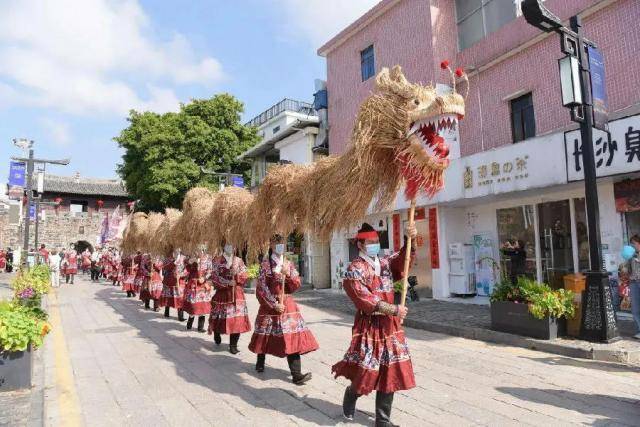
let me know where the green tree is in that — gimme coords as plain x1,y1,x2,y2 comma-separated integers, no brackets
115,94,259,211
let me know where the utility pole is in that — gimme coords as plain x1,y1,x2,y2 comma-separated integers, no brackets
11,149,70,268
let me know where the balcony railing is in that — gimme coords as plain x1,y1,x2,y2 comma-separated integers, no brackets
245,98,316,128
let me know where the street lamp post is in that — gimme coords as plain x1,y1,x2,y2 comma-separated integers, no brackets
11,147,70,268
521,0,618,342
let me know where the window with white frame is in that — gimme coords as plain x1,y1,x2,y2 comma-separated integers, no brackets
455,0,519,50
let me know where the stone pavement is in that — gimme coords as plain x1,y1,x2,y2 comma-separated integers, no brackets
296,289,640,365
36,275,640,426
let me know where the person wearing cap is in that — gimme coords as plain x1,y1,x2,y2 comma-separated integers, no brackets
208,243,251,354
160,249,187,322
248,234,318,385
183,254,212,332
333,222,417,427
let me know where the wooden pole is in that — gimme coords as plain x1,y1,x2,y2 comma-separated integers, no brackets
399,198,416,323
280,255,286,305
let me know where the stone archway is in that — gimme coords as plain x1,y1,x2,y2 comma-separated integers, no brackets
75,240,94,254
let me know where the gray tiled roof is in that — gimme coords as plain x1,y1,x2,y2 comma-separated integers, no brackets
40,174,129,197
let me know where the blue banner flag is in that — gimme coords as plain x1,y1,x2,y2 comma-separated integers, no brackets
8,161,26,187
232,176,244,188
588,46,608,131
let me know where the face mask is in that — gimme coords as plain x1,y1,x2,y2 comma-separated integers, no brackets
274,243,285,255
364,243,381,257
223,244,233,255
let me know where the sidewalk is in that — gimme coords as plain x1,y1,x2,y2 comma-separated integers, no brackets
296,289,640,366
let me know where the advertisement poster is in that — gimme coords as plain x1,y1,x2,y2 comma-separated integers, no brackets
473,233,496,297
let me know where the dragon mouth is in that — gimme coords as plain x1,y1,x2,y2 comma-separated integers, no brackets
408,113,459,165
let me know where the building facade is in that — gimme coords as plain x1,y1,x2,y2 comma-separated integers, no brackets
239,96,332,288
319,0,640,305
0,173,130,254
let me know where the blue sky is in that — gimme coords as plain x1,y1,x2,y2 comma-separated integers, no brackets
0,0,377,182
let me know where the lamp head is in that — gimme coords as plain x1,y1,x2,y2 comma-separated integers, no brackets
521,0,563,33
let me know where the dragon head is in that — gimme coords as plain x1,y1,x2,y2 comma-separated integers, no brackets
373,64,466,199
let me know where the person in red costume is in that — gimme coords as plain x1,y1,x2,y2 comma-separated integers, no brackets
63,243,78,284
248,234,318,385
160,249,187,322
333,222,416,427
183,255,212,332
208,243,251,354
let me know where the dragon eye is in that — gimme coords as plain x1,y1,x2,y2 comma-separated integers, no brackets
413,99,420,105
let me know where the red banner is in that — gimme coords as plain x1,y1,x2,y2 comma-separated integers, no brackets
392,213,401,251
428,207,439,268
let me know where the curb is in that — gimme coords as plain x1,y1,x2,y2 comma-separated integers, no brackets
298,297,640,366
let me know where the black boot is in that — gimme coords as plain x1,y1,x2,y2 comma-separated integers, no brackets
287,354,312,385
196,316,205,333
229,333,240,354
153,300,159,312
342,385,360,421
178,309,185,322
186,316,194,330
144,300,150,310
66,275,70,284
375,392,397,427
255,354,265,373
164,306,170,318
214,332,222,345
70,275,74,284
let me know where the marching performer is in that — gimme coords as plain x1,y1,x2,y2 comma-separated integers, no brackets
63,243,78,284
101,249,112,281
132,251,144,296
208,243,251,354
147,256,164,312
183,255,212,332
332,223,416,426
139,254,153,309
112,249,123,286
121,253,137,297
81,248,92,275
160,249,186,321
248,234,318,385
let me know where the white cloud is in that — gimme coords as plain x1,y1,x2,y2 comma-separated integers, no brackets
277,0,380,49
40,118,71,146
0,0,223,115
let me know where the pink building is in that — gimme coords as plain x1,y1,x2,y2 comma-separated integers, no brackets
320,0,640,310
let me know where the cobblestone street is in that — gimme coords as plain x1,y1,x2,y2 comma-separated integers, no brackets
35,275,640,426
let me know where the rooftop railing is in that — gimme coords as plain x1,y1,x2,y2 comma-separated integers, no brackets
245,98,316,128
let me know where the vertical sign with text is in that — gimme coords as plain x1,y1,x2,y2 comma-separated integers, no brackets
588,46,608,131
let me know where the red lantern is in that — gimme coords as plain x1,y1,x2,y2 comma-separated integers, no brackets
96,199,104,209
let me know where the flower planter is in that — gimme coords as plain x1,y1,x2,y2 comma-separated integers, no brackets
0,346,32,391
490,301,566,340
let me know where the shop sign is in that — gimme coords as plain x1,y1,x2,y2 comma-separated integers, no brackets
428,208,439,269
463,156,529,188
565,114,640,182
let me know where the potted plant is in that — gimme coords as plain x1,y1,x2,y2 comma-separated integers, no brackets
0,301,51,391
490,277,575,340
246,264,260,289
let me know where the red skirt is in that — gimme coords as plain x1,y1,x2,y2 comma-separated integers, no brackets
208,287,251,335
160,283,184,309
122,275,136,292
65,265,78,275
331,315,416,395
248,296,318,358
149,274,163,300
182,280,212,316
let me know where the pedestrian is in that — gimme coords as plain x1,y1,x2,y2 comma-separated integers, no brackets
208,243,251,354
49,249,62,288
38,244,49,265
626,234,640,340
501,239,527,284
64,243,78,284
110,249,122,286
248,234,318,385
131,251,144,297
332,222,417,426
183,255,212,332
81,248,92,274
5,248,13,273
101,248,112,280
0,248,6,273
160,249,186,321
148,256,164,312
90,248,101,282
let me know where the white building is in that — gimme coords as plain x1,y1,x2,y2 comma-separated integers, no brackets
239,94,332,288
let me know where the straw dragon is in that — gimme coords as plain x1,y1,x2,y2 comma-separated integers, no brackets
124,64,467,255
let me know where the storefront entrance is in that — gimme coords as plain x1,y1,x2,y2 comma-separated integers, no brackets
538,200,574,289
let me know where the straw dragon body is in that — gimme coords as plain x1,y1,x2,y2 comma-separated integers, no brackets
124,65,466,256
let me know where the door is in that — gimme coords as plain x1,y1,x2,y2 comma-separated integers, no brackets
538,200,574,289
406,219,432,298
